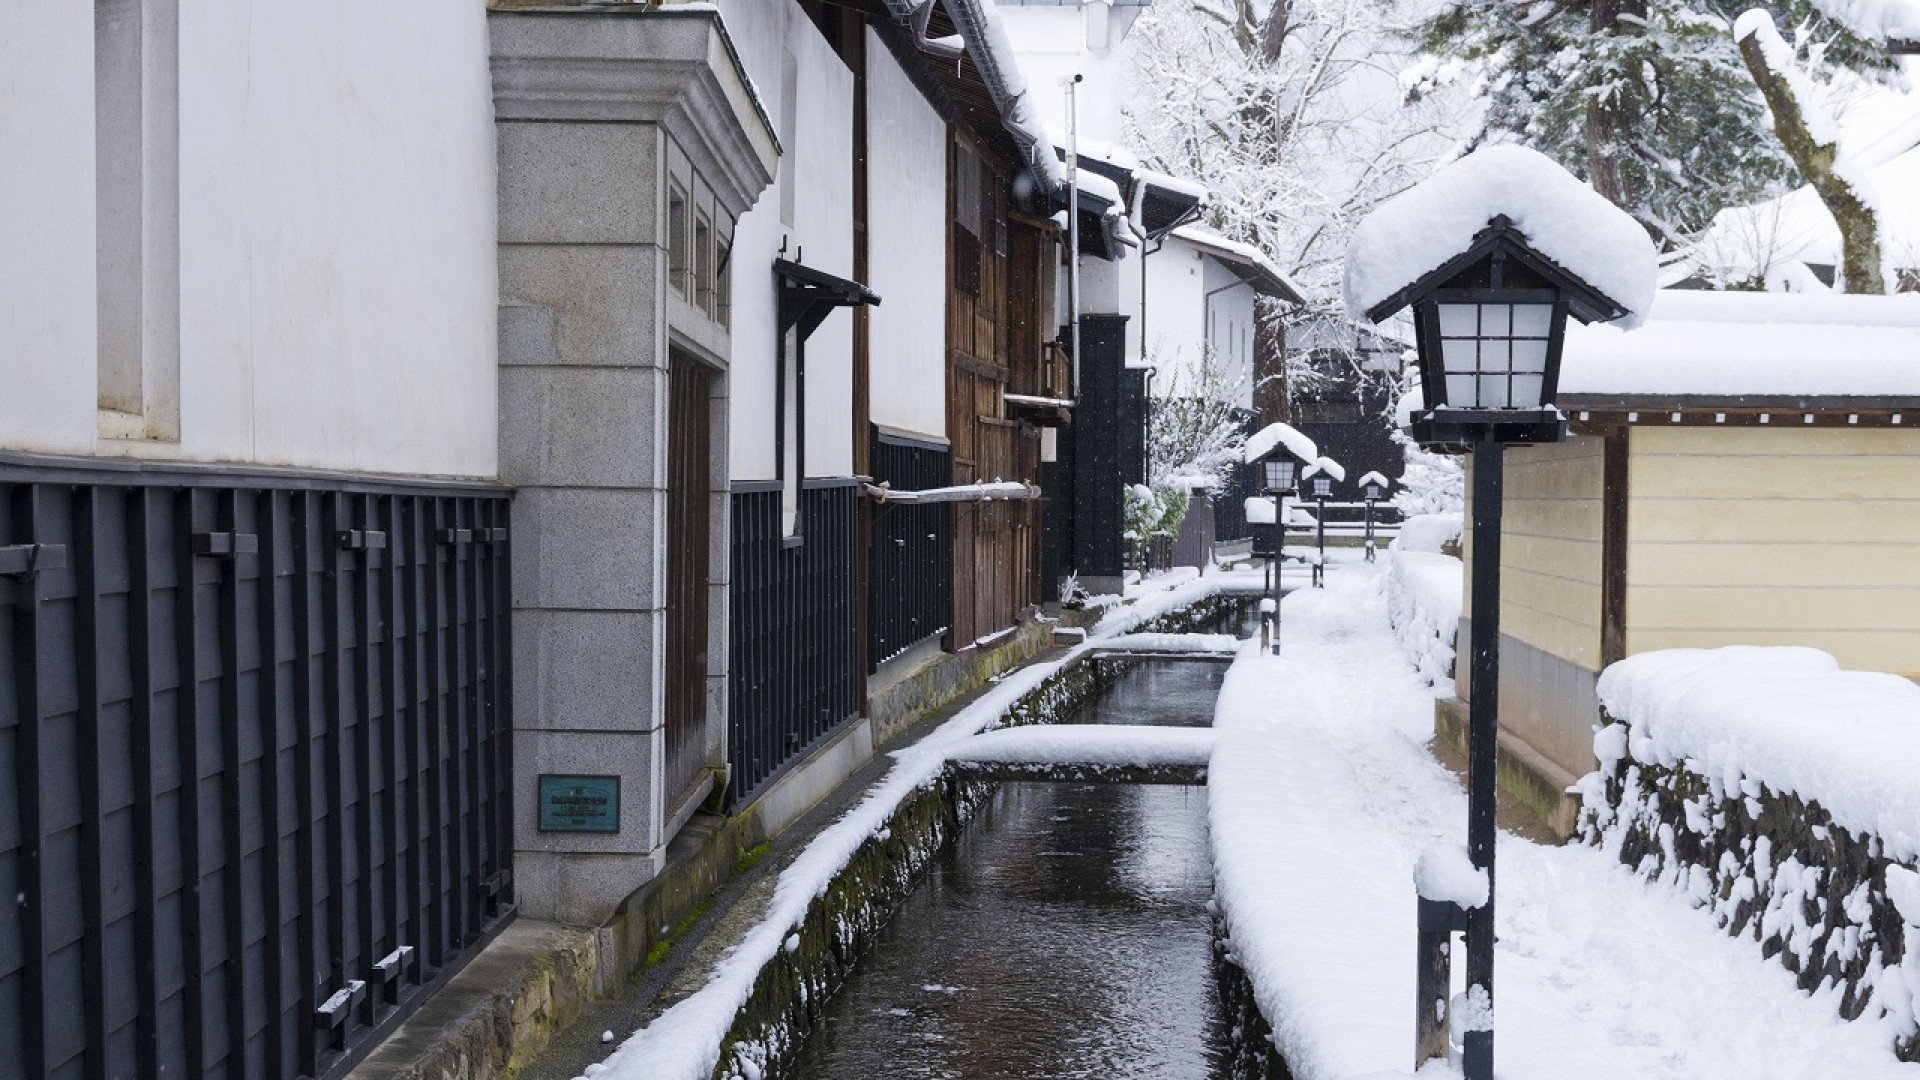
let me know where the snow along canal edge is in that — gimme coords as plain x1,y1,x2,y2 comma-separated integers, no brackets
576,575,1261,1080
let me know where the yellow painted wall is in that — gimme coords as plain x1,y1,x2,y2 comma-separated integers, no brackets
1461,435,1606,669
1627,426,1920,675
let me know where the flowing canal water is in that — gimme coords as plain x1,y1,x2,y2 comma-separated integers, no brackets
789,658,1236,1079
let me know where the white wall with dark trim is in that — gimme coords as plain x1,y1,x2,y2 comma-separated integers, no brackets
723,0,857,483
864,28,949,444
1,3,498,479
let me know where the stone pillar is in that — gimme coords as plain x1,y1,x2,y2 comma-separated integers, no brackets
490,7,776,926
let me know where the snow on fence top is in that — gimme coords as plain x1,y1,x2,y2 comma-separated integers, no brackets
1343,144,1659,329
1561,289,1920,398
1597,646,1920,859
1243,422,1318,466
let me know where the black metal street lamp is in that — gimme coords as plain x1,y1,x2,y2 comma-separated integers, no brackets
1360,472,1390,563
1247,447,1301,656
1305,467,1335,588
1358,215,1631,1079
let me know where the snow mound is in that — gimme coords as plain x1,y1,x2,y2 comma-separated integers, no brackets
1597,646,1920,860
1391,512,1462,554
1415,844,1488,908
948,725,1216,769
1344,144,1658,329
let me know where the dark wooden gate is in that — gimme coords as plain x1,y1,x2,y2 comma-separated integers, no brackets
0,460,512,1080
664,353,714,813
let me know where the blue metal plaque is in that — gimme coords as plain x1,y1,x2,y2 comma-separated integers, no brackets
538,775,621,833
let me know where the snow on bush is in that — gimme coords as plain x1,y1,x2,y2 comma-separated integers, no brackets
1344,144,1659,329
1580,646,1920,1058
1392,511,1462,554
1380,527,1462,691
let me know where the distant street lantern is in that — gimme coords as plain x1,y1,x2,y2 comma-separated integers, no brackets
1303,462,1338,588
1345,145,1653,1080
1246,434,1307,656
1358,471,1391,563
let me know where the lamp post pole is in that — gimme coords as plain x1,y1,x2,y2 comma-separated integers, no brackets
1313,489,1328,587
1271,494,1286,655
1462,433,1505,1078
1364,495,1377,563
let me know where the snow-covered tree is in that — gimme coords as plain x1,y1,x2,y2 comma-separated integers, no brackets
1148,346,1251,491
1124,0,1468,400
1410,0,1900,248
1735,9,1885,292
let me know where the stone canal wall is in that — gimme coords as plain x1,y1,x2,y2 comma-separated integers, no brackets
709,592,1253,1079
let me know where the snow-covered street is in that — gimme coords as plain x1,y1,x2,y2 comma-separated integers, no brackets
1210,560,1919,1079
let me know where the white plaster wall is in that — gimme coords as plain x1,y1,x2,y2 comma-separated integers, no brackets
722,1,856,481
1,3,499,478
0,7,103,456
1145,238,1207,378
1142,239,1254,410
865,29,947,442
1202,258,1256,410
997,6,1131,144
177,3,498,477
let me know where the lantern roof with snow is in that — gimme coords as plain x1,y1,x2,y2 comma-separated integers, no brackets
1344,145,1656,330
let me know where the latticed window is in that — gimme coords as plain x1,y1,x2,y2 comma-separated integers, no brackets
1435,303,1553,409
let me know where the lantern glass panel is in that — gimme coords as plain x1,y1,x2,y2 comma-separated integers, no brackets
1314,477,1332,497
1365,483,1384,500
1433,301,1558,409
1262,459,1296,492
1438,304,1478,336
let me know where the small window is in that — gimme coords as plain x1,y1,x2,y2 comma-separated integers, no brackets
715,215,733,328
694,210,713,316
668,181,689,297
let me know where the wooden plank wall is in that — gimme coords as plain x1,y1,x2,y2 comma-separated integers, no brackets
945,131,1041,646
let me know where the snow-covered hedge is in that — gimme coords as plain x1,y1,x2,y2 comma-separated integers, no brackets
1392,510,1462,555
1380,545,1462,691
1579,647,1920,1060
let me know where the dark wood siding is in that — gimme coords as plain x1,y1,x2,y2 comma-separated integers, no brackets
664,354,715,813
946,131,1041,645
0,461,512,1080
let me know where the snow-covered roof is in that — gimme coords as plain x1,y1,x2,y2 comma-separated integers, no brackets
1172,226,1305,304
1344,145,1659,329
1357,471,1391,490
885,0,1066,194
1243,422,1318,465
1559,289,1920,402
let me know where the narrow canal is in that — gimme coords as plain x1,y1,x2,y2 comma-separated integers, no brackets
789,658,1235,1079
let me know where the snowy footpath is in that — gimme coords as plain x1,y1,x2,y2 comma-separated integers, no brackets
1210,561,1918,1079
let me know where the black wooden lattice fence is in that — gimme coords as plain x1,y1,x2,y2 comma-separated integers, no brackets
726,481,859,809
0,461,513,1080
867,430,952,670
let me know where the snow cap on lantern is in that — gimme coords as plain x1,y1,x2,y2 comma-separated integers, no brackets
1343,145,1656,442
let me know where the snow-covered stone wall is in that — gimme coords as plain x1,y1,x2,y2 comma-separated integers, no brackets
1580,646,1920,1060
1381,540,1462,692
3,3,498,477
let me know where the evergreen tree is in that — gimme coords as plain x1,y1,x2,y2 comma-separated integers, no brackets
1411,0,1899,247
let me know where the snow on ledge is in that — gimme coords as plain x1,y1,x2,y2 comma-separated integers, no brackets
947,725,1216,769
1596,646,1920,859
1343,144,1659,329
